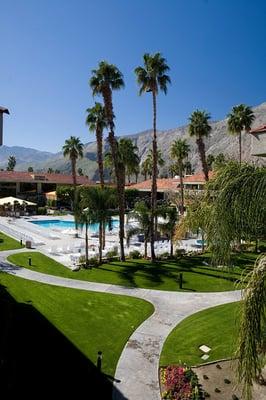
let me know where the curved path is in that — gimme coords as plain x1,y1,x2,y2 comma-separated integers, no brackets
0,249,241,400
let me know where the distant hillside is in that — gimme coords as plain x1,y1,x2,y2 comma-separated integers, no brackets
1,102,265,180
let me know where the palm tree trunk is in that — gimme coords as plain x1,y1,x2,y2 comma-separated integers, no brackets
99,220,103,264
102,220,105,249
170,234,173,258
102,86,125,261
71,158,79,236
144,238,147,258
239,131,242,165
85,223,89,265
196,137,209,181
179,161,184,215
96,127,104,188
150,91,157,261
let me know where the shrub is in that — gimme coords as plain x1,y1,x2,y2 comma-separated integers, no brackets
175,248,186,258
224,378,231,384
215,388,221,393
161,366,201,400
232,395,239,400
203,374,209,380
216,364,222,369
129,250,141,259
37,207,47,215
106,246,119,260
159,252,170,260
204,392,210,398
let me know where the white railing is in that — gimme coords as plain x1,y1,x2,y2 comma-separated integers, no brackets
0,222,44,246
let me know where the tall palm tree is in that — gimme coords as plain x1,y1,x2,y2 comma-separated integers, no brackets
76,207,96,266
141,149,165,180
188,110,212,181
90,61,126,261
227,104,255,165
86,102,108,187
135,53,170,261
62,136,84,233
170,139,190,214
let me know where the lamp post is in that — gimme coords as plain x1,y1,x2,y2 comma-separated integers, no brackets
0,106,10,146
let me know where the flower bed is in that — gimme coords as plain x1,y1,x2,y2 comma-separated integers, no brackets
160,365,204,400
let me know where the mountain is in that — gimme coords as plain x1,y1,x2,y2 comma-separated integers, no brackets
1,102,265,180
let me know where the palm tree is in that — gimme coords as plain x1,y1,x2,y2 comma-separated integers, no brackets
141,157,152,180
157,206,178,257
86,102,108,187
90,61,126,261
135,53,171,261
227,104,255,165
118,138,140,184
204,162,266,398
206,161,266,265
7,155,16,171
127,201,151,258
206,154,215,171
188,110,212,181
47,167,54,174
236,255,266,400
76,207,96,266
170,139,190,214
62,136,84,233
141,149,165,180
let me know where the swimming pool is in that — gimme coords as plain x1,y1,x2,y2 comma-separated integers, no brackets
30,219,119,233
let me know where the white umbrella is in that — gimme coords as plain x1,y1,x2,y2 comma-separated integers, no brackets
0,196,36,206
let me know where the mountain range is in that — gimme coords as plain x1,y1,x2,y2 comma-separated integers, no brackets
1,102,266,180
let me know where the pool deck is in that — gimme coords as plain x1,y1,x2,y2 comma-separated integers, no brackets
0,215,202,268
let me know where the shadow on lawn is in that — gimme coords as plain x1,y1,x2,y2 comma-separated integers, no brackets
103,257,242,289
0,278,127,399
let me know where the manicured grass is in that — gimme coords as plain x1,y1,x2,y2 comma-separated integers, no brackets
160,302,240,367
0,231,24,251
0,272,153,375
8,251,256,292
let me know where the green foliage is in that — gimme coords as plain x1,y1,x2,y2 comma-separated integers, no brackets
206,161,266,265
28,166,33,172
37,207,47,215
135,52,171,95
227,104,255,136
62,136,84,162
7,155,16,171
129,250,141,259
236,255,266,400
125,189,140,209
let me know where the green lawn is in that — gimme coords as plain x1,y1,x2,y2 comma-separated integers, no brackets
0,231,24,251
0,272,153,397
8,251,257,292
160,302,240,367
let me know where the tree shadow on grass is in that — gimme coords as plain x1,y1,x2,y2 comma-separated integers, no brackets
0,279,126,399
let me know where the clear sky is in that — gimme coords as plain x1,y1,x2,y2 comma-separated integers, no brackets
1,0,266,152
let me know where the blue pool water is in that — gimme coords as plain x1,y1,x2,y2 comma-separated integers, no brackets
30,219,119,233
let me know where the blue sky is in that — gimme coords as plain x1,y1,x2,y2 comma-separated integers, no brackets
1,0,266,152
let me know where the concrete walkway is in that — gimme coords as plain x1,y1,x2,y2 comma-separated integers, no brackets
0,249,241,400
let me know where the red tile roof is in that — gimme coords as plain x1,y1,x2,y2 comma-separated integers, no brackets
128,172,213,191
0,170,91,185
249,124,266,134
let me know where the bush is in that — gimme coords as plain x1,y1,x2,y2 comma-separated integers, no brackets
106,246,119,260
37,207,47,215
79,255,98,268
175,248,186,258
129,250,141,259
159,252,170,260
